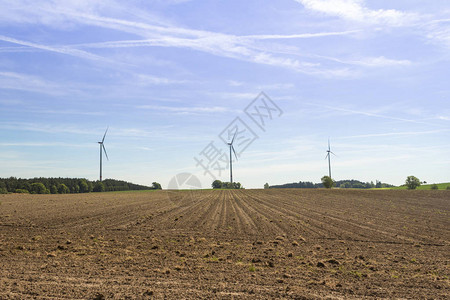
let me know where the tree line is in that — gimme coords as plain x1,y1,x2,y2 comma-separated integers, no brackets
267,179,394,189
211,180,243,189
0,177,160,194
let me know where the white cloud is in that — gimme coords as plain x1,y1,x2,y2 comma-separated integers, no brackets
424,19,450,49
0,142,91,148
0,35,105,62
135,74,189,85
227,80,244,87
256,83,295,90
0,2,360,77
295,1,450,51
75,36,351,76
0,71,101,97
296,0,418,26
138,105,235,114
0,121,102,136
347,56,411,67
338,129,450,139
28,109,104,116
306,102,444,127
242,30,360,40
0,71,65,95
309,54,412,67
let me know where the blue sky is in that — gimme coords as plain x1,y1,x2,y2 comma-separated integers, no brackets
0,0,449,188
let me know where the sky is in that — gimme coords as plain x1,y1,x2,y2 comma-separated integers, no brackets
0,0,449,189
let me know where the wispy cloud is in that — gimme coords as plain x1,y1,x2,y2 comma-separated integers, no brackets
0,46,38,53
295,0,450,51
74,37,353,76
135,74,189,85
242,30,360,40
424,19,450,49
0,121,98,136
0,1,409,77
0,71,66,95
295,0,418,26
0,35,106,62
227,80,244,87
0,71,105,98
306,102,445,127
256,83,295,90
337,56,411,67
0,3,360,76
0,142,92,148
338,129,450,139
437,115,450,121
27,109,105,116
138,104,236,114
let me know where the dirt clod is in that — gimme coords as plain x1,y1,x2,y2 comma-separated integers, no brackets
92,293,105,300
317,262,326,268
327,259,339,265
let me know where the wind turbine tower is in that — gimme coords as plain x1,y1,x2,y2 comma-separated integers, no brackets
228,130,238,184
325,139,336,178
98,127,109,181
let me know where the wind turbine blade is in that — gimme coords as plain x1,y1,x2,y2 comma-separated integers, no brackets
331,151,337,157
102,127,108,143
230,130,238,145
232,145,238,160
325,153,329,160
102,144,109,161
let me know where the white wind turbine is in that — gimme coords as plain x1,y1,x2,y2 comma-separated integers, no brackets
228,130,238,184
98,127,109,181
325,138,336,178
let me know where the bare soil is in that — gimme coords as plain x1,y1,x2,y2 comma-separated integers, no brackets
0,189,449,299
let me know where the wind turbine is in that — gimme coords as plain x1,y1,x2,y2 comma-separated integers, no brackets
325,139,336,178
228,130,238,184
98,127,109,182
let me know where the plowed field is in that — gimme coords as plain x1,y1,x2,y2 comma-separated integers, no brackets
0,189,448,299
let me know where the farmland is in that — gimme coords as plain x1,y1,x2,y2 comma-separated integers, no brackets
0,189,448,299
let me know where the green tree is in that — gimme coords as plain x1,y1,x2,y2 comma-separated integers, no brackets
321,176,335,189
212,180,223,189
430,184,438,190
71,184,80,193
57,183,70,194
31,182,50,194
88,181,93,192
78,179,90,193
405,176,420,190
0,181,7,194
50,185,58,194
223,182,233,189
340,182,351,188
264,183,270,189
151,182,162,190
93,181,105,192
